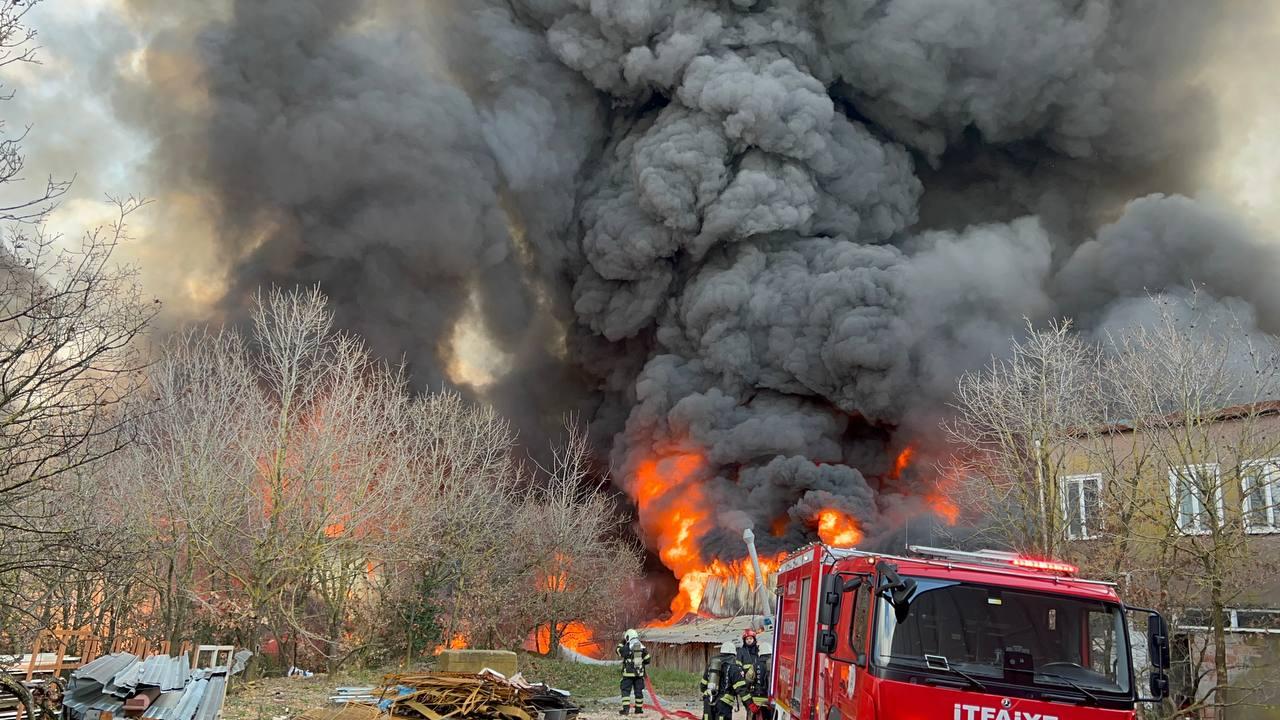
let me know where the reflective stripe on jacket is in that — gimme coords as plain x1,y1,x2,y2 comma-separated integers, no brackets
702,654,751,706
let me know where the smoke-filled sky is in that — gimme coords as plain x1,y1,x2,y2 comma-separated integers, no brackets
8,0,1280,564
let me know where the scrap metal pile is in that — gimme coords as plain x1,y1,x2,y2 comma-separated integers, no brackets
368,671,578,720
60,649,251,720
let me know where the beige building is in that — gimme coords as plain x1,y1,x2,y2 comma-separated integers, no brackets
1056,403,1280,720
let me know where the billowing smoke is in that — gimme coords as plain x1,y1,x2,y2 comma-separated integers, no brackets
108,1,1280,569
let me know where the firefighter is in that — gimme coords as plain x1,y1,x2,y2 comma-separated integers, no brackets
736,628,760,666
701,641,754,720
616,628,651,715
743,640,772,720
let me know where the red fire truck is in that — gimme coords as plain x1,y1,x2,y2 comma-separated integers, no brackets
770,545,1171,720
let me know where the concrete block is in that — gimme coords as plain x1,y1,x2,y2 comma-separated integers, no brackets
436,649,518,677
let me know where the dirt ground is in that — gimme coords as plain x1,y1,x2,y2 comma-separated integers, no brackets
221,672,382,720
574,695,703,719
221,673,705,720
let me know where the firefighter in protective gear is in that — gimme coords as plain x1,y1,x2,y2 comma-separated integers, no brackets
701,641,752,720
736,628,760,666
616,629,651,715
743,640,773,720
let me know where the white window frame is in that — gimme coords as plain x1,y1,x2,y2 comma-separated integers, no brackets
1240,459,1280,534
1168,463,1224,535
1061,473,1102,540
1175,607,1280,634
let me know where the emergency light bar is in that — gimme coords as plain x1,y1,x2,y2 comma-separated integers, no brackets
907,545,1078,575
1010,556,1079,574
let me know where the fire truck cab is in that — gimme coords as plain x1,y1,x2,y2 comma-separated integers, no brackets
771,545,1171,720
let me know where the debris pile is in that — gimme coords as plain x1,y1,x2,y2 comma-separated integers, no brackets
369,670,578,720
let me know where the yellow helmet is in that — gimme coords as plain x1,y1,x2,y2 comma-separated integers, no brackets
624,629,639,642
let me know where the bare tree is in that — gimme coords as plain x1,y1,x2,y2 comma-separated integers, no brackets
0,0,158,648
79,286,641,670
1092,294,1280,717
121,288,429,667
115,288,540,670
517,420,643,655
0,199,157,629
0,0,71,225
108,326,265,647
942,320,1103,555
396,389,525,653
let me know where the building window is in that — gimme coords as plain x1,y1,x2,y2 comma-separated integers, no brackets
1062,473,1102,540
1169,464,1224,535
1176,608,1280,634
1236,609,1280,631
1241,460,1280,534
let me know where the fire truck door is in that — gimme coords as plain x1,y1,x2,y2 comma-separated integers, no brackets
792,576,812,710
832,578,873,720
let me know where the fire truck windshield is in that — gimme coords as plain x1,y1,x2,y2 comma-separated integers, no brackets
873,577,1132,698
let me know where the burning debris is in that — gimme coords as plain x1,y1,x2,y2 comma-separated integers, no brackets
111,1,1280,618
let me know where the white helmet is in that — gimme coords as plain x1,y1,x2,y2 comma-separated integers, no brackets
625,629,639,642
758,642,772,656
719,641,736,655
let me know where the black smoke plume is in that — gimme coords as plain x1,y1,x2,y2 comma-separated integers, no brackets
112,0,1280,566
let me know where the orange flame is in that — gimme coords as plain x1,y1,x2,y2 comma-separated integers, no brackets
928,493,960,525
816,509,862,548
770,515,789,537
632,452,715,618
890,446,916,480
528,621,606,659
634,453,709,574
432,633,468,654
647,552,787,626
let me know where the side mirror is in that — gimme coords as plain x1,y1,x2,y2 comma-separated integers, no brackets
817,573,843,627
892,578,918,607
875,561,917,623
1150,672,1170,700
1128,606,1173,703
1148,613,1171,670
817,629,837,654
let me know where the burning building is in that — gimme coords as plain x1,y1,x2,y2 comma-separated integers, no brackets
109,0,1280,619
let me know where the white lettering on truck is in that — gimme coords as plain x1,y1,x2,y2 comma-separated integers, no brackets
953,704,1056,720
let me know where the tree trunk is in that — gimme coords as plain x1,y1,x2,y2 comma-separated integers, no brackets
1035,438,1050,554
1209,581,1229,713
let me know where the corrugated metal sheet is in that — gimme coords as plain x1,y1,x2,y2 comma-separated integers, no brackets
639,614,771,646
143,690,184,720
699,574,778,617
194,676,226,720
139,653,190,691
173,677,209,720
107,658,144,695
71,652,139,685
230,649,252,674
63,649,242,720
63,684,128,718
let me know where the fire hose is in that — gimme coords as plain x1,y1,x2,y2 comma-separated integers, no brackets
642,675,700,720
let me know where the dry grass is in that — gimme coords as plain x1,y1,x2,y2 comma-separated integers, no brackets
222,670,383,720
221,653,702,720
